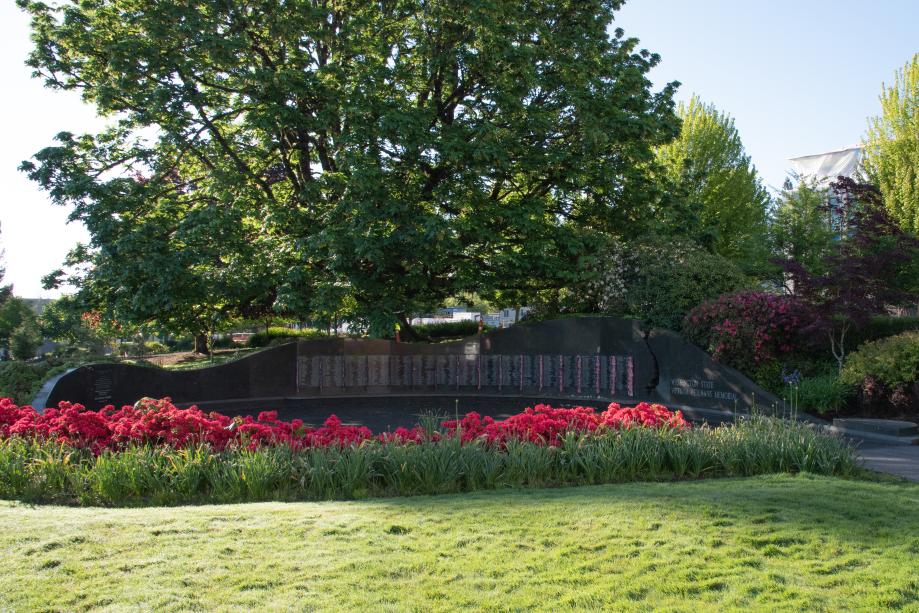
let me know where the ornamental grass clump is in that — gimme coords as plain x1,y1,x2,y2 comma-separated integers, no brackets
0,397,857,506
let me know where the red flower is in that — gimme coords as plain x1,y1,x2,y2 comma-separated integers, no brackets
0,397,690,453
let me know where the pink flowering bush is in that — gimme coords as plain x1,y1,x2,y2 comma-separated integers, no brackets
0,396,687,453
683,291,820,373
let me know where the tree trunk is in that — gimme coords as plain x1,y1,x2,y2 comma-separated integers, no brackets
829,323,849,374
514,306,520,323
194,332,211,355
396,312,429,342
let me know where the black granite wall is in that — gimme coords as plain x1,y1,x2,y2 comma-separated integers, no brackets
40,317,782,414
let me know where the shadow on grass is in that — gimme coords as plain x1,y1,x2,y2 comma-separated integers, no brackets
347,473,919,547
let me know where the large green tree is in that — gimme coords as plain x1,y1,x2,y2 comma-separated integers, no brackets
863,53,919,233
19,0,679,337
654,96,770,275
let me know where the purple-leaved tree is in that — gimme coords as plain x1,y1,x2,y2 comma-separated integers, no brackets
777,177,919,371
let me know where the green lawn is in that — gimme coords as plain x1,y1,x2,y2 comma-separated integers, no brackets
1,475,918,611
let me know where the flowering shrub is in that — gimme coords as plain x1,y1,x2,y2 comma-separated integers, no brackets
442,403,688,445
0,397,687,453
683,291,819,373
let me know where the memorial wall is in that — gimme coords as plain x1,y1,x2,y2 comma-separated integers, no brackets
40,317,782,415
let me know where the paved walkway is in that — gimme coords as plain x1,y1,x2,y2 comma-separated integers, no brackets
859,444,919,482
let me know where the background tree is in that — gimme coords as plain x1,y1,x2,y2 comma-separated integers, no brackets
768,177,836,291
654,96,771,275
585,237,750,330
863,53,919,233
778,178,919,371
10,319,42,361
19,0,680,338
40,295,117,354
0,299,38,349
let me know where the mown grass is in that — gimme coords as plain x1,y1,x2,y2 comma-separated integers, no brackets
0,415,858,506
0,475,917,611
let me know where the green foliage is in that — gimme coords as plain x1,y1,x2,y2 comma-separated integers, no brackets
39,295,114,353
841,330,919,389
655,96,771,275
116,340,170,356
797,375,853,415
408,320,485,340
19,0,681,335
0,416,856,506
849,315,919,348
10,319,42,360
592,239,751,330
247,327,326,348
769,179,835,283
0,361,54,405
863,53,919,233
0,298,36,347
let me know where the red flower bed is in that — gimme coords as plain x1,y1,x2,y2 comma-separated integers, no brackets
0,397,688,453
442,402,689,445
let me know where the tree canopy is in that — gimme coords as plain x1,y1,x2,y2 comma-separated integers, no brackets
19,0,680,339
863,53,919,233
654,96,771,275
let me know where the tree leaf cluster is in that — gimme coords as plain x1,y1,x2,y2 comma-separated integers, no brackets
19,0,681,340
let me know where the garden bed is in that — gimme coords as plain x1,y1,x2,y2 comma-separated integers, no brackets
0,398,858,506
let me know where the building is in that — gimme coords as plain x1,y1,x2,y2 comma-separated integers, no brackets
789,146,862,185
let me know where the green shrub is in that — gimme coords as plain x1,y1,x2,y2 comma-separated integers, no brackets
145,341,170,354
210,336,238,350
117,340,170,356
10,319,42,360
849,315,919,349
0,361,48,405
797,375,853,415
0,415,857,506
165,338,194,352
841,330,919,389
410,320,487,340
248,327,326,348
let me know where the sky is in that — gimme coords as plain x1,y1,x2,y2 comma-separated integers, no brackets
0,1,917,299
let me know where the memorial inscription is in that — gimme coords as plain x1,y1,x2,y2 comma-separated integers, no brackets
294,353,633,397
93,368,113,405
669,378,739,402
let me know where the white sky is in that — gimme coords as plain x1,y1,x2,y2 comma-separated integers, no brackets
1,3,101,298
1,1,917,298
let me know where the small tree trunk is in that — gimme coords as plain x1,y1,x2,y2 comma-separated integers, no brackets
515,306,520,323
194,332,211,355
829,323,849,373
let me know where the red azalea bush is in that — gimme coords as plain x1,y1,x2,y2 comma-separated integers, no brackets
0,397,687,453
443,402,688,445
682,291,820,373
